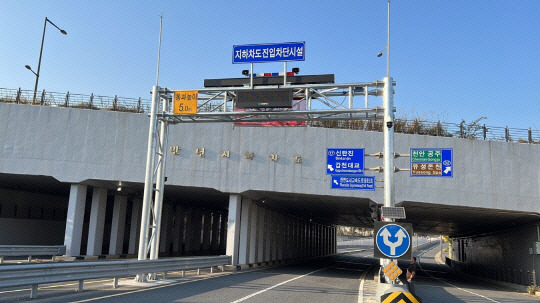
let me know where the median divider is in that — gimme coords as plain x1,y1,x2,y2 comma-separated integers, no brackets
0,255,231,299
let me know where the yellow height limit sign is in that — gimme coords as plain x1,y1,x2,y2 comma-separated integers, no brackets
173,90,198,115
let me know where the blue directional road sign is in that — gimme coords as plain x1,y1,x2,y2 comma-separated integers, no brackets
326,148,364,175
410,148,453,178
232,42,305,64
331,176,375,190
374,222,413,260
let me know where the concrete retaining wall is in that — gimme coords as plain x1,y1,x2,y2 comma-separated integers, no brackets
452,224,540,285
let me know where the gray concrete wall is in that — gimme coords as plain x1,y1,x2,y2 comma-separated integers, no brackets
0,218,65,245
452,224,540,285
0,103,538,213
0,188,67,245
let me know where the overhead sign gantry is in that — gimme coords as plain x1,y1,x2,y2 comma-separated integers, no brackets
135,40,396,283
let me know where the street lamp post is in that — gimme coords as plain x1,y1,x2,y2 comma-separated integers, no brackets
28,17,67,104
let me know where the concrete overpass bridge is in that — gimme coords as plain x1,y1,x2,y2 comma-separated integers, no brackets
0,102,538,281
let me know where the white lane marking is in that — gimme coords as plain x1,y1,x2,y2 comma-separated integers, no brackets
418,251,501,303
357,264,373,303
229,267,330,303
67,270,242,303
429,277,500,303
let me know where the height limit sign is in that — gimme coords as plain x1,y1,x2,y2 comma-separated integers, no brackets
173,90,198,115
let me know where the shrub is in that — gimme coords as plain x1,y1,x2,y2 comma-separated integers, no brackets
527,285,540,294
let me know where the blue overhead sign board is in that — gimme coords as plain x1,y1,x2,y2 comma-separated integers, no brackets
232,42,305,64
410,148,453,178
326,148,364,175
331,176,375,190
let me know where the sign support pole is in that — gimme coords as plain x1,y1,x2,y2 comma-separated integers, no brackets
250,63,253,89
136,85,159,281
383,0,394,212
381,0,396,284
284,62,287,85
381,75,395,283
383,76,394,211
149,96,169,266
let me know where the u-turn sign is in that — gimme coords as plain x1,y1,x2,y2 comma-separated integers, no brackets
374,222,413,260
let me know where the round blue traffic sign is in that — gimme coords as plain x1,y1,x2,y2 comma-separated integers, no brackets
375,224,411,258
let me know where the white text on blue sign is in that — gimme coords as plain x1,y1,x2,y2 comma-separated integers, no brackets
331,176,375,190
232,42,305,64
326,148,364,175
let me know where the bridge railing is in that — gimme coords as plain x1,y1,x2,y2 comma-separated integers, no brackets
311,119,540,144
0,255,231,299
0,88,151,113
1,87,538,144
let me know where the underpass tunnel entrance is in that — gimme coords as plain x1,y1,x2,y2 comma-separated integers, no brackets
0,174,231,258
0,173,377,264
397,201,540,286
5,169,540,285
224,190,376,266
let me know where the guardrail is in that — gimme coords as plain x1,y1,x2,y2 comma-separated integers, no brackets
0,245,66,263
0,255,231,299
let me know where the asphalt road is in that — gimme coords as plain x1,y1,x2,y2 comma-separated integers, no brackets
1,242,539,302
407,245,540,303
0,251,374,303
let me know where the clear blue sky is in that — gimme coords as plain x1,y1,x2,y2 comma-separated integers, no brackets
1,1,539,130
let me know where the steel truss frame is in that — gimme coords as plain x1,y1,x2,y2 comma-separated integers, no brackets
157,81,392,123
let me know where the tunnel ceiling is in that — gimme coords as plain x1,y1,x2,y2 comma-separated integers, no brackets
241,190,375,227
397,201,540,237
0,173,70,196
1,173,538,237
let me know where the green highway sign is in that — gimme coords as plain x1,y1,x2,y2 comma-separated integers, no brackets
411,149,442,163
410,148,453,177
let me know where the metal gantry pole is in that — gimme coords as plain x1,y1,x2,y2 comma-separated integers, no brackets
364,86,369,108
136,85,159,282
380,76,395,282
383,76,394,210
284,62,287,85
306,88,311,110
348,86,353,109
250,63,254,88
223,91,228,112
149,97,168,261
